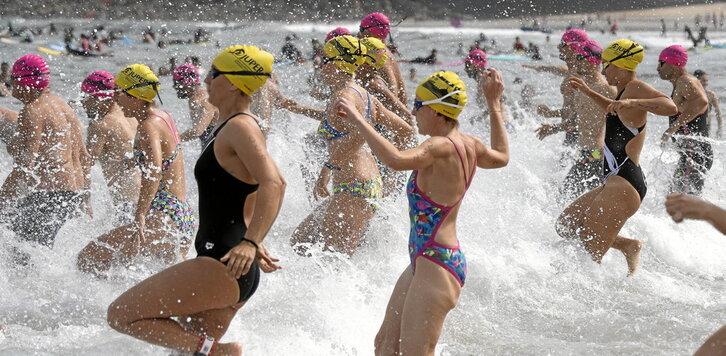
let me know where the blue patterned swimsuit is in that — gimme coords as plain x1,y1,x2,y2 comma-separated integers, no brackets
407,137,475,287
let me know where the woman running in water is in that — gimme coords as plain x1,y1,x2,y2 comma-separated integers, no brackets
106,45,285,356
557,39,677,275
77,64,195,275
337,69,509,355
289,35,414,256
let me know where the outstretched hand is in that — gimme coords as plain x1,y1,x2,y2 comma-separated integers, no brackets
481,67,505,103
665,193,710,223
606,99,633,116
257,243,282,273
566,76,588,92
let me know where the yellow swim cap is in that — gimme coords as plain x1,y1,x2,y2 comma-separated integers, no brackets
602,39,644,72
415,71,467,120
115,64,160,102
323,35,367,75
359,37,387,69
212,45,273,96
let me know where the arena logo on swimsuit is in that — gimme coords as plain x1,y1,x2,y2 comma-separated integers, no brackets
229,48,265,73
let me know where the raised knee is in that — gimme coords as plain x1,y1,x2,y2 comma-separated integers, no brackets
106,301,131,332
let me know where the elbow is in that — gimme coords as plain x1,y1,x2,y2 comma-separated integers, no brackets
387,155,406,171
664,101,679,116
265,175,286,195
494,156,509,168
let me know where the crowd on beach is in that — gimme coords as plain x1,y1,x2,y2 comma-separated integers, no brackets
2,10,726,356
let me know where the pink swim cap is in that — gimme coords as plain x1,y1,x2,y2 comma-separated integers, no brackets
561,29,589,46
81,71,115,98
12,54,50,90
172,63,201,85
325,27,352,42
465,49,488,68
659,45,688,67
360,13,391,40
572,40,603,66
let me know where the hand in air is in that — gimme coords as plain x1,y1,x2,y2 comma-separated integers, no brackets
566,76,588,91
481,68,505,102
535,123,556,140
257,243,282,273
221,240,257,279
313,173,330,200
334,97,363,123
536,105,552,117
665,193,709,223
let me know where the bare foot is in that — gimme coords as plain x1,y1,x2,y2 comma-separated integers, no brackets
215,342,243,356
621,240,643,276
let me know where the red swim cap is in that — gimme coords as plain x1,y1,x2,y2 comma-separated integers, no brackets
360,13,391,40
465,49,488,68
659,45,688,67
172,63,201,85
81,71,116,98
325,27,352,42
12,54,50,90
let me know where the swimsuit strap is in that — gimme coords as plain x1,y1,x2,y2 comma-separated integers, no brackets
344,86,374,122
614,88,626,101
204,112,257,152
446,137,477,196
150,111,180,145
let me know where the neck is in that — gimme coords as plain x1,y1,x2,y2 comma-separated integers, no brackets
616,72,636,91
21,88,46,104
577,64,601,80
216,93,252,121
330,75,355,92
430,119,457,137
669,69,687,85
128,101,153,121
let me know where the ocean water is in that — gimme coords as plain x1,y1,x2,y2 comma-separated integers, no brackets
0,20,725,355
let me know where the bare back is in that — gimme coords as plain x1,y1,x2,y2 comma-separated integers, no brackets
574,75,615,150
18,92,88,192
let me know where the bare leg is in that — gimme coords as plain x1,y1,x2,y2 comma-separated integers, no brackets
107,257,243,355
375,266,414,356
398,258,461,355
578,176,641,275
77,224,137,276
318,194,375,255
695,325,726,356
556,185,605,239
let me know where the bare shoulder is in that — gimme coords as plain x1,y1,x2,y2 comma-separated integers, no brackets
590,79,616,98
626,80,661,99
224,113,264,138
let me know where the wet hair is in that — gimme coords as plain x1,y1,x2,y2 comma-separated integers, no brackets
694,69,707,79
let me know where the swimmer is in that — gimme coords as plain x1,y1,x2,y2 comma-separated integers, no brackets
463,49,510,125
80,71,140,224
693,70,723,138
550,40,616,200
0,62,11,96
531,30,590,150
174,64,220,149
1,55,91,261
657,45,713,196
336,69,509,355
289,35,414,256
359,13,408,108
357,36,417,195
77,64,194,275
557,39,678,275
106,45,285,356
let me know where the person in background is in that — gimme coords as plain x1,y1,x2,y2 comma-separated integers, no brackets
694,69,723,138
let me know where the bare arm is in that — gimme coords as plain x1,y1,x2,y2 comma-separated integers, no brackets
0,107,43,198
369,75,414,125
279,99,326,121
85,121,106,162
227,118,286,244
709,91,722,137
477,69,509,168
666,193,726,234
133,121,163,224
180,101,217,142
522,64,569,76
71,118,93,192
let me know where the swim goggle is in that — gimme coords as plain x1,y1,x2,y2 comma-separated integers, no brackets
10,72,50,80
114,80,164,105
80,78,116,99
413,90,465,112
576,46,602,62
210,67,271,79
601,43,643,69
321,40,375,66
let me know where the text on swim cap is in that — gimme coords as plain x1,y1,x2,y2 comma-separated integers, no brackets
229,48,265,73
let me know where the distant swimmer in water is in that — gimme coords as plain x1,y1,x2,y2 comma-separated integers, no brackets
107,45,285,356
77,64,195,275
463,49,511,126
409,49,437,64
530,29,590,151
336,69,509,355
289,35,414,256
359,13,409,111
0,106,18,144
80,71,140,224
557,39,678,275
174,64,220,149
657,45,713,196
1,55,91,264
554,40,615,200
0,62,11,96
694,69,723,138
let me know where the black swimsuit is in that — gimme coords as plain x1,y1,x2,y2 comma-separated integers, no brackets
194,112,261,303
668,102,714,195
602,89,647,201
